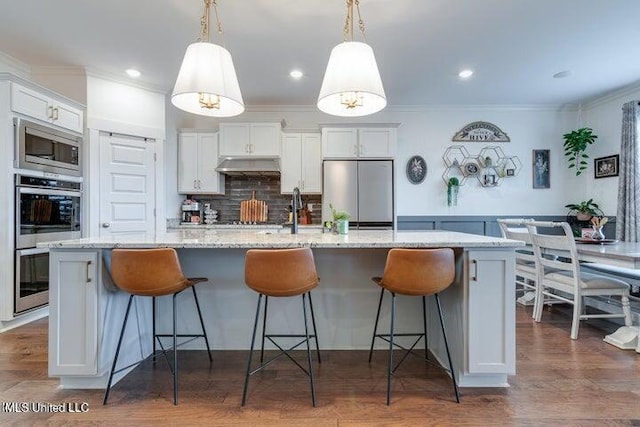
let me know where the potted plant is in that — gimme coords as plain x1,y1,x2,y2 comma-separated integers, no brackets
447,177,459,206
565,198,603,221
563,127,598,176
330,204,351,234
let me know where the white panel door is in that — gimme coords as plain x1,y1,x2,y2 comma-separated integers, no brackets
99,132,155,237
358,128,396,158
300,133,322,193
280,134,302,193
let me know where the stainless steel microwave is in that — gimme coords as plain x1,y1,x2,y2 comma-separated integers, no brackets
15,118,82,176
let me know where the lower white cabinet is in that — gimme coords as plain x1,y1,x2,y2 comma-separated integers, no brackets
465,249,516,375
281,133,322,194
178,131,224,194
49,250,99,376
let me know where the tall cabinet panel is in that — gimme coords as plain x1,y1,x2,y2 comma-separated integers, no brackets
178,131,224,194
280,133,321,194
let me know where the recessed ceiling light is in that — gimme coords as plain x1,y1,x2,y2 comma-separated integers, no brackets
126,68,141,78
289,69,304,80
458,69,473,79
553,70,572,79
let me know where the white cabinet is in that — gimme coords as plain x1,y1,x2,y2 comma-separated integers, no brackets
322,127,396,159
178,131,225,194
219,123,280,156
465,249,515,375
281,133,322,194
49,251,99,376
11,83,84,133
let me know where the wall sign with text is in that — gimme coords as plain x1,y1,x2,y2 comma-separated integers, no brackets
452,121,511,142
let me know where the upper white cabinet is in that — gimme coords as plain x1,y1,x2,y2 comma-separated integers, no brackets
178,131,224,194
281,133,322,194
11,83,84,133
219,123,280,156
322,127,396,159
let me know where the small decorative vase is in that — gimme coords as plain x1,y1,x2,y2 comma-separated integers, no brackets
336,219,349,235
447,185,459,207
591,225,605,240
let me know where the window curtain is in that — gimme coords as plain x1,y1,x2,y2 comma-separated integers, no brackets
616,101,640,241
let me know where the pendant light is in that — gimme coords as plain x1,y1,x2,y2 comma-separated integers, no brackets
317,0,386,117
171,0,244,117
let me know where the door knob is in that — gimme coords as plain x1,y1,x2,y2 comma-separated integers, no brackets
102,222,111,228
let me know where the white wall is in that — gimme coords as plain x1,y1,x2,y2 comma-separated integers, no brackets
583,86,640,216
165,105,577,218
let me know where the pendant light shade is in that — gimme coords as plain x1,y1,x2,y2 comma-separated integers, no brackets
171,0,244,117
317,0,386,117
317,41,386,117
171,42,244,117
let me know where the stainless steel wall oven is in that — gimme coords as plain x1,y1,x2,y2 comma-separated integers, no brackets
14,174,82,313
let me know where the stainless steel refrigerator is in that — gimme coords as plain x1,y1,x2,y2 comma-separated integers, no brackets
322,160,394,229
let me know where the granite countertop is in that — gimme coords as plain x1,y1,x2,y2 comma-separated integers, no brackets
170,223,322,230
40,229,524,250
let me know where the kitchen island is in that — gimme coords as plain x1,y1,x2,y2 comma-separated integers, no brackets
44,229,521,389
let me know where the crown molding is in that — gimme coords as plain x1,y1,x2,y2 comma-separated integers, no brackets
0,51,31,77
85,67,168,95
244,103,577,114
583,80,640,110
31,65,86,77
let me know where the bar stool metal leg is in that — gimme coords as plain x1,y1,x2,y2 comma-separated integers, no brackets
152,296,156,359
242,294,263,406
422,296,428,361
191,287,212,362
302,293,317,407
369,288,385,363
307,292,322,364
103,294,134,405
173,293,178,405
387,291,396,405
260,296,268,363
435,293,460,403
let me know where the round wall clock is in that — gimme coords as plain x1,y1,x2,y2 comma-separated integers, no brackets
406,155,427,184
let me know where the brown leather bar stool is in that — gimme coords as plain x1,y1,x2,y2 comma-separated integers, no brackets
241,247,321,407
369,248,460,404
103,248,212,405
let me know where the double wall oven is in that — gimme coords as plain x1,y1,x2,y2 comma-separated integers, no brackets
13,118,83,314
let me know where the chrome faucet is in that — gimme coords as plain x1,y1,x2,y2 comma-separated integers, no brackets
291,187,302,234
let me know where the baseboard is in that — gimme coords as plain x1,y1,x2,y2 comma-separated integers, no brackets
0,307,49,333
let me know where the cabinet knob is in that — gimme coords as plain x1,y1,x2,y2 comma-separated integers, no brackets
102,222,111,228
52,107,59,120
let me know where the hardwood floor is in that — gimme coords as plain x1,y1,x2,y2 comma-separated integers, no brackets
0,305,639,426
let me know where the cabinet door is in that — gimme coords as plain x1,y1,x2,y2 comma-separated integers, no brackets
322,128,358,158
466,249,516,374
280,134,302,194
219,123,250,156
358,128,396,158
197,133,224,194
300,133,322,194
49,251,99,376
178,133,199,193
11,83,52,124
250,123,280,156
53,101,84,133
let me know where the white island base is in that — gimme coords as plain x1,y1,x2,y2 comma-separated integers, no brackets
46,230,518,390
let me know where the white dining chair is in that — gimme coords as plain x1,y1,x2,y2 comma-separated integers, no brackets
525,221,633,339
497,218,538,314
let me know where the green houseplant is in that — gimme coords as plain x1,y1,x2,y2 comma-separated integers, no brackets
447,177,459,207
563,127,598,176
329,204,351,234
565,198,603,221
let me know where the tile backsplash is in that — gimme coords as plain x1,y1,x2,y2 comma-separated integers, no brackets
180,175,322,224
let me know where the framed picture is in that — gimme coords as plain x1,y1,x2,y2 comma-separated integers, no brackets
406,155,427,184
532,149,550,189
594,155,619,179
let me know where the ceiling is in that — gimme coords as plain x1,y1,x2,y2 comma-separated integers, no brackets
1,0,639,107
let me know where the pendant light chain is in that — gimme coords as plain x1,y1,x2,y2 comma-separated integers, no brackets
342,0,367,42
198,0,226,47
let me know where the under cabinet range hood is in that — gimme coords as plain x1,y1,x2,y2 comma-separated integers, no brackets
215,157,280,176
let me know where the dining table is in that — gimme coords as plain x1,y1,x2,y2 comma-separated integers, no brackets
566,240,640,352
